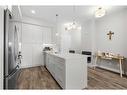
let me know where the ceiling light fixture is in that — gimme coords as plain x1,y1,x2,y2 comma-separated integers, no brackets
65,6,81,31
95,7,106,18
31,10,35,14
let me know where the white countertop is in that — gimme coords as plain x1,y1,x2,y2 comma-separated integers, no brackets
44,51,87,59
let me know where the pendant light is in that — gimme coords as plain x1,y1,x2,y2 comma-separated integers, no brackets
95,7,106,18
55,14,59,36
65,6,81,31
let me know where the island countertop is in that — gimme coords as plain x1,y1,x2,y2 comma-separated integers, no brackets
43,51,87,60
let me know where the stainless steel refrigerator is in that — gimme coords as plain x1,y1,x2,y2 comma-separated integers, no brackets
4,9,21,89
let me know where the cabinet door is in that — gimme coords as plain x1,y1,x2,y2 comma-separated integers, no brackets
45,53,49,67
21,44,33,68
45,54,65,88
46,57,50,70
46,55,51,71
32,26,43,44
33,44,43,66
54,62,65,88
43,27,52,44
22,24,43,44
48,56,55,77
22,24,34,44
22,23,44,68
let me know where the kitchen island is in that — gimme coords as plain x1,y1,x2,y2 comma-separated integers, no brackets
44,51,87,89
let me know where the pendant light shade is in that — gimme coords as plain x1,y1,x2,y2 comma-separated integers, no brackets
95,7,106,18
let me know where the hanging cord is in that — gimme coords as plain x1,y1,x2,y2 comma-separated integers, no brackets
55,14,59,35
56,14,58,26
73,6,76,24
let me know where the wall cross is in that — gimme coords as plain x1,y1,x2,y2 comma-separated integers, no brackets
107,31,114,40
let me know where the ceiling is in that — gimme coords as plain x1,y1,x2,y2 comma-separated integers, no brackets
20,6,127,24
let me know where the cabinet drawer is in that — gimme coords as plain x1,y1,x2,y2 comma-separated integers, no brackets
55,57,65,63
55,62,65,71
55,59,65,68
55,65,65,82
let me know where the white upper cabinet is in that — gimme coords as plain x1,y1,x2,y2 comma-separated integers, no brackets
42,27,52,44
22,24,43,44
22,24,52,44
22,24,34,44
33,28,43,44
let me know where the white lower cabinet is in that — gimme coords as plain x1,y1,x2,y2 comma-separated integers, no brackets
54,62,65,88
46,53,65,88
45,52,87,89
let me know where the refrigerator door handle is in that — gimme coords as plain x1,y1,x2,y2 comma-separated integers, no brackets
4,65,19,78
7,69,18,80
8,68,21,89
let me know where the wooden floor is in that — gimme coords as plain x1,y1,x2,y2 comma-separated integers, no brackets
88,68,127,89
17,66,127,89
17,66,61,89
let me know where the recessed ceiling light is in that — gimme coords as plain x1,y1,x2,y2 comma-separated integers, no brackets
31,10,35,14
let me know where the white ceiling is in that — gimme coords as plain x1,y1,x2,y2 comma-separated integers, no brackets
20,6,127,24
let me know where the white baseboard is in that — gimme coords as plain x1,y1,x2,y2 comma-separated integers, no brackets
21,64,44,69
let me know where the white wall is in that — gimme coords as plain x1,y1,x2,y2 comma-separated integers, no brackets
59,23,71,53
58,22,81,53
70,29,81,51
83,8,127,72
81,19,96,52
95,9,127,57
0,7,4,89
95,9,127,72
